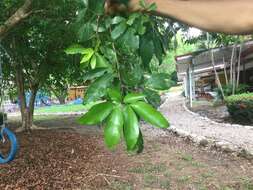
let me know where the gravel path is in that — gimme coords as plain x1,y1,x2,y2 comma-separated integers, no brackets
160,92,253,155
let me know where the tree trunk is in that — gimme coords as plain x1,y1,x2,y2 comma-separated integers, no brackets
27,83,39,129
15,65,27,129
50,87,67,104
15,65,39,131
0,0,33,40
57,96,66,104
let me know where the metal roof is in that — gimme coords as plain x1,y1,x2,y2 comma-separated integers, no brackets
176,40,253,81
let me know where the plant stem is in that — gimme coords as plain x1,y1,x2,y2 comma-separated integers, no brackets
112,42,124,94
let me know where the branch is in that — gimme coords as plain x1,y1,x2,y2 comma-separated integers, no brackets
0,0,33,40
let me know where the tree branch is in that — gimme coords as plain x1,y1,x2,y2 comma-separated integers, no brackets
0,0,33,40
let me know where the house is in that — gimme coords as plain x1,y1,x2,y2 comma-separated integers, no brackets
176,40,253,107
67,86,86,101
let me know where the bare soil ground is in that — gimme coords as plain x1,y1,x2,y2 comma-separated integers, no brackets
0,115,253,190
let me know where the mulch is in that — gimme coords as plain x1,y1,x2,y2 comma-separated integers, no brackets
0,130,132,190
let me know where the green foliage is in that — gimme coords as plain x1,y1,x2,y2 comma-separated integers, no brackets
78,92,169,152
104,106,123,149
67,0,172,153
145,73,174,90
124,106,140,150
143,89,161,108
123,93,146,104
215,84,250,99
225,93,253,123
131,101,169,129
83,73,114,104
1,0,84,108
78,102,114,125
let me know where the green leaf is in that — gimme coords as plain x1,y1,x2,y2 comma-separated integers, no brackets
119,28,139,50
112,16,126,25
90,55,96,69
88,0,105,15
127,13,139,25
107,88,122,102
91,23,106,33
80,53,93,63
64,44,86,55
123,106,140,150
83,73,114,104
143,88,161,108
131,101,169,128
145,73,172,90
139,0,147,8
111,22,127,40
153,32,163,64
78,22,94,42
100,47,117,64
104,107,123,149
82,48,95,54
123,93,146,104
133,129,144,153
147,3,157,11
105,17,112,29
80,48,94,63
96,53,110,68
83,68,109,81
121,62,143,87
140,36,154,69
78,102,113,125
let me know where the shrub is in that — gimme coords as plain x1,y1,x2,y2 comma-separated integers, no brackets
215,84,250,99
225,93,253,123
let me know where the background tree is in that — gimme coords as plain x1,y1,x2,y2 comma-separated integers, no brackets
1,0,81,130
43,56,86,104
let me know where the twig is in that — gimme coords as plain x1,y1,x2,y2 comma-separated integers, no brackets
103,176,111,185
86,173,123,180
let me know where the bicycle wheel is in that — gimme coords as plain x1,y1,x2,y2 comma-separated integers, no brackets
0,128,18,164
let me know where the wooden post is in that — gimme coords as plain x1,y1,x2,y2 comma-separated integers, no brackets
189,65,193,107
230,44,236,84
183,76,188,97
236,44,242,87
192,59,196,100
243,61,246,84
211,50,225,99
223,57,228,85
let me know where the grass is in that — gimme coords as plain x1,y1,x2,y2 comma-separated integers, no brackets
128,162,167,174
143,174,171,189
34,101,100,114
129,162,171,189
178,175,192,183
110,180,133,190
179,153,206,168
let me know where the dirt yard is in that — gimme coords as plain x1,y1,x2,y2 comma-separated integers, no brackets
0,115,253,190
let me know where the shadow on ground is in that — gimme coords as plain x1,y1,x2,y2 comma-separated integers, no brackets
1,115,252,190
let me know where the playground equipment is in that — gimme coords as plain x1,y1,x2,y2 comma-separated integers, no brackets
0,44,18,164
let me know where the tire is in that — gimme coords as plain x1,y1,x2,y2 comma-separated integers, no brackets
0,128,18,164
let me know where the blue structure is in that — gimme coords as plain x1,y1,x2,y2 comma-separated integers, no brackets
0,43,18,164
0,128,19,164
25,91,52,107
